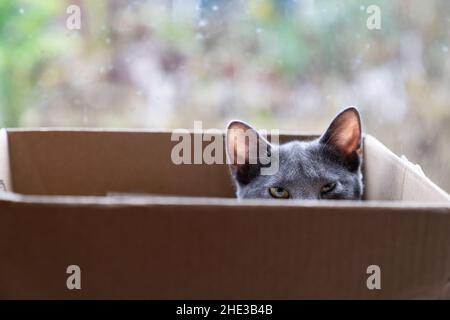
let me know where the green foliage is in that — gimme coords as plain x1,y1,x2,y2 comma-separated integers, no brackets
0,0,64,126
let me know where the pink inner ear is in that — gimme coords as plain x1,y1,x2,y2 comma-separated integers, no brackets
335,114,361,156
227,124,251,166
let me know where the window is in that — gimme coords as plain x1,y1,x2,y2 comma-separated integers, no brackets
0,0,449,192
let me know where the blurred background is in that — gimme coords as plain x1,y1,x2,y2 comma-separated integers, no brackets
0,0,449,192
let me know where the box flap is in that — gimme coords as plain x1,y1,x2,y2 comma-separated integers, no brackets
363,135,450,202
0,129,12,192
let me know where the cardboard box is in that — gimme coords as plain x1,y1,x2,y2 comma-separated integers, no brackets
0,128,449,299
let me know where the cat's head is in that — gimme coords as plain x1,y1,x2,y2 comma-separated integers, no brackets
226,107,363,200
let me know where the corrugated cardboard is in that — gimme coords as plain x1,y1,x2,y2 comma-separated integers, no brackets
0,129,449,299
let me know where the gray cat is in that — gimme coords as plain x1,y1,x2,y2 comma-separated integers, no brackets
226,107,363,200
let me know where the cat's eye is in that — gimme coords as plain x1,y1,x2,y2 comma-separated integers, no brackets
269,187,290,199
320,183,336,195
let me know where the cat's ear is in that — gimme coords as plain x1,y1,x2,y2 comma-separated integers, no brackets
226,120,271,185
319,107,362,168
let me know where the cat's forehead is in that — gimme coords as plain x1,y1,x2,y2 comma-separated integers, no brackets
275,140,337,179
278,140,320,162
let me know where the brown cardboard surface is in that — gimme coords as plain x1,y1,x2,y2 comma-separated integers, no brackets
0,129,449,299
0,198,449,299
7,130,235,197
